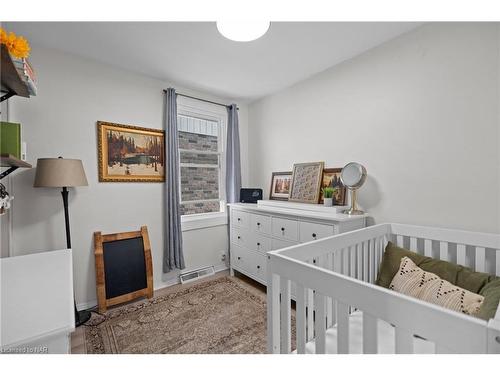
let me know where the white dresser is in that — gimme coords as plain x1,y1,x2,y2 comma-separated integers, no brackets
228,201,367,285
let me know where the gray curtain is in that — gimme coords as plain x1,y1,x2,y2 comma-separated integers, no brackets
163,88,185,272
226,104,242,203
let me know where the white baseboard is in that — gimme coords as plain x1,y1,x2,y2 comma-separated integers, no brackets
76,265,229,311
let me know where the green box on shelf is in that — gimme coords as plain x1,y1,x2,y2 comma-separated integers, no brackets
0,121,21,158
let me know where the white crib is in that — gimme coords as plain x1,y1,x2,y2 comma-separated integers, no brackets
266,223,500,354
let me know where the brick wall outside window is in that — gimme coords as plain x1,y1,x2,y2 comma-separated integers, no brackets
178,130,221,216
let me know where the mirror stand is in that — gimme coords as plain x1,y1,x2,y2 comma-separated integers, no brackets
343,188,364,215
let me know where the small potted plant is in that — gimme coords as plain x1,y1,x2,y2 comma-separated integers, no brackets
321,186,338,207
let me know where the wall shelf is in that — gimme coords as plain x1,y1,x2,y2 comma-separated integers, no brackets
0,154,31,180
0,45,30,102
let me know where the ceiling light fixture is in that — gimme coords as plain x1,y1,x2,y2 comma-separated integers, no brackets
216,21,270,42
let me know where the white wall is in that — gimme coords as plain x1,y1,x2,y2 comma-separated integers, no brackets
248,23,500,233
6,45,249,308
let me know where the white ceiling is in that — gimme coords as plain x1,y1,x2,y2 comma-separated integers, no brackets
6,22,421,102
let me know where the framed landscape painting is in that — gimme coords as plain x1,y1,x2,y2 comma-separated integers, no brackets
288,161,324,203
319,168,347,205
97,121,165,182
269,171,292,200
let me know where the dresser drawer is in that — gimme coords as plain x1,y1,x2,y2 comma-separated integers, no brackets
271,238,297,251
252,252,267,281
272,217,299,241
231,245,251,272
231,227,250,248
250,213,271,235
248,232,272,254
232,209,250,228
299,221,335,242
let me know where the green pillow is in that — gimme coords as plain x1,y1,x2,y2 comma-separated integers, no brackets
376,241,500,320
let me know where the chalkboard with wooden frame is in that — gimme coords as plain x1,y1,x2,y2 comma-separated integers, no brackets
94,226,153,313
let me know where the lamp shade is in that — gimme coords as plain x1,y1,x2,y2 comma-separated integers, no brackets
33,158,88,187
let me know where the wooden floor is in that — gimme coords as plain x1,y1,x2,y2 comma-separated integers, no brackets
70,270,265,354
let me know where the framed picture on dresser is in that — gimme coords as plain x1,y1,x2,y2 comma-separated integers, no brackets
269,171,292,200
320,168,347,205
288,161,324,204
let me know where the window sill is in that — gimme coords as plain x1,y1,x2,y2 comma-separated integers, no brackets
181,212,228,232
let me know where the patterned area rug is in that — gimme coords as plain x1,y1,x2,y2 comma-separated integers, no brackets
85,276,285,354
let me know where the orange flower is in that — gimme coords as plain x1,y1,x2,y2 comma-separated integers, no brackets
0,27,7,45
0,28,31,58
9,35,30,58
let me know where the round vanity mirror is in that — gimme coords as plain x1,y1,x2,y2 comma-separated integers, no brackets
340,162,367,215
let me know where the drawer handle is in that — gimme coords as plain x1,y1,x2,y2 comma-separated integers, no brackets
312,233,317,238
237,218,241,221
281,227,285,232
257,242,260,246
257,265,260,269
257,222,261,226
237,256,241,260
237,236,241,240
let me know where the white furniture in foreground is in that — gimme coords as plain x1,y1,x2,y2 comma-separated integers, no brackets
228,200,367,285
1,249,75,354
267,223,500,354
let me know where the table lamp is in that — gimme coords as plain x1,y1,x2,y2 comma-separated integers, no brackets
33,157,91,326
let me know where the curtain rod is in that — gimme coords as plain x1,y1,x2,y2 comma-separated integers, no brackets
163,90,239,111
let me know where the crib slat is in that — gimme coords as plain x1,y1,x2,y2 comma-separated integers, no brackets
369,239,375,283
363,241,369,282
439,241,449,262
396,235,404,248
307,289,314,341
295,285,307,354
280,278,291,353
337,302,349,354
395,327,413,354
475,247,486,272
410,237,418,253
424,239,432,257
357,244,363,280
314,293,326,354
362,312,377,354
456,244,466,266
350,246,356,278
496,250,500,277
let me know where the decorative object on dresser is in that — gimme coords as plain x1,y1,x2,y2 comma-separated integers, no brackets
269,171,292,201
320,167,346,205
228,200,367,286
288,162,324,204
340,162,367,215
321,186,337,207
33,157,90,326
240,188,263,203
93,226,153,313
97,121,165,182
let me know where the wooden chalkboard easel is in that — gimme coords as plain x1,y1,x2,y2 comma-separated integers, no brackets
94,226,153,313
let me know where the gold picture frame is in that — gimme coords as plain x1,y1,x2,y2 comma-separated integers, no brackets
288,161,324,204
97,121,165,182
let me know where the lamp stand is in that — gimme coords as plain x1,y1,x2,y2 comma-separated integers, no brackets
61,186,91,327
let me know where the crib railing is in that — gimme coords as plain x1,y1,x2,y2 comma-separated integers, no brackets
267,223,500,354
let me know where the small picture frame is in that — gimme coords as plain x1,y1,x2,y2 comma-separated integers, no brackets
288,162,324,204
320,168,347,205
269,171,292,200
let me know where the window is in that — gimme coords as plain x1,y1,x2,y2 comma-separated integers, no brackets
177,101,226,217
